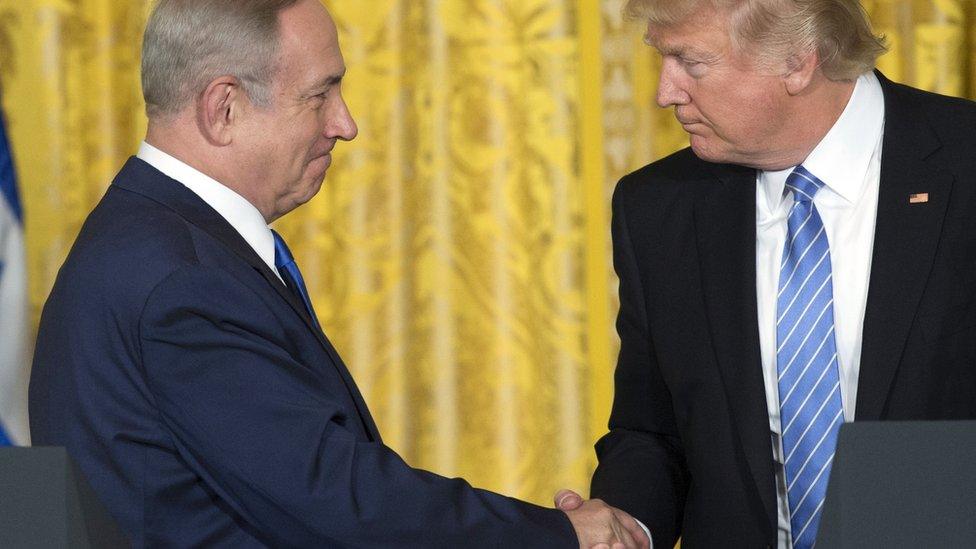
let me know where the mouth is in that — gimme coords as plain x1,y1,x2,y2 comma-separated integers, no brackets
674,108,701,126
676,116,706,135
308,151,333,176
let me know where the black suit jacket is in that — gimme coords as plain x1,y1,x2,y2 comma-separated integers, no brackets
29,158,577,547
590,73,976,548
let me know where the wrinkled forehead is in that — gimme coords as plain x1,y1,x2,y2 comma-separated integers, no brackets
642,4,733,55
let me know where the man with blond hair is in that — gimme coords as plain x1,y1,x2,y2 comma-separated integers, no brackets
577,0,976,547
29,1,650,547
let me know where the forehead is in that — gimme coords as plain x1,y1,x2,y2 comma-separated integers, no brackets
276,1,345,86
644,7,731,56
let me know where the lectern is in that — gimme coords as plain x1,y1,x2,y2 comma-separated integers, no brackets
818,420,976,548
0,447,128,548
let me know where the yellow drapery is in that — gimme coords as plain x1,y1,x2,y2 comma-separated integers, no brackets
0,0,973,506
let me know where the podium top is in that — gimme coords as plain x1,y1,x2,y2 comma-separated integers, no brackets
0,447,128,548
818,420,976,549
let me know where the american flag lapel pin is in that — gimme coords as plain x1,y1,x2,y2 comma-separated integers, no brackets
909,192,929,204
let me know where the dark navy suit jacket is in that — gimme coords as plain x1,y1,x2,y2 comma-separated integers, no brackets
590,73,976,548
29,158,577,547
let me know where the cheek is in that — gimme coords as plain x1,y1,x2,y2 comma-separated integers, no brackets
709,89,781,141
280,133,315,170
300,121,325,156
274,114,319,157
742,93,787,141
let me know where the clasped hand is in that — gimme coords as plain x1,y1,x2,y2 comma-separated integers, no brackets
554,489,650,549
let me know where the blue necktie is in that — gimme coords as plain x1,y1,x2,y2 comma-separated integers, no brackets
776,166,844,548
272,230,320,330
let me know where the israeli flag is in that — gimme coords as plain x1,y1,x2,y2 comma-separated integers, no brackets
0,110,29,446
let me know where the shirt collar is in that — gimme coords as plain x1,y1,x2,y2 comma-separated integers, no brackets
136,141,277,274
759,71,885,209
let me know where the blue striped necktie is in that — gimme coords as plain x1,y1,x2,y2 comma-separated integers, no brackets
776,166,844,548
272,230,321,330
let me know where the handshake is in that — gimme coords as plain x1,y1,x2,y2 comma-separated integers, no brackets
555,489,651,549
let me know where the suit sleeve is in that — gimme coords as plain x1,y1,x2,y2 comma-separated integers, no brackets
138,265,576,548
590,178,690,548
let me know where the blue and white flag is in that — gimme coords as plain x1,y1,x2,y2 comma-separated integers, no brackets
0,109,29,446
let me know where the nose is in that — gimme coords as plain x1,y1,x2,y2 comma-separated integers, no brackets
656,57,691,108
327,93,358,142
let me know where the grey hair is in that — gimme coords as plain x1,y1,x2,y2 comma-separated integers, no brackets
141,0,301,118
627,0,887,80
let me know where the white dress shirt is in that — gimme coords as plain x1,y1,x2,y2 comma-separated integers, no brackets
755,72,885,547
136,141,281,280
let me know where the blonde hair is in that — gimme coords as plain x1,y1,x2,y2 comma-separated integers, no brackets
626,0,887,80
142,0,300,118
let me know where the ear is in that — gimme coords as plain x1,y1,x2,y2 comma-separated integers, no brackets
783,49,819,96
196,76,245,146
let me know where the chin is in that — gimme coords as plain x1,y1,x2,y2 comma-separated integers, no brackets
689,141,720,163
279,179,325,217
302,177,326,202
689,136,736,165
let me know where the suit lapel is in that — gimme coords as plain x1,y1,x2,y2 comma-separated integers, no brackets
249,252,383,441
114,158,381,441
855,74,953,420
695,163,778,536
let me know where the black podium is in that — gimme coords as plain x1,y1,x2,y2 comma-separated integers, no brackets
0,447,128,548
818,420,976,548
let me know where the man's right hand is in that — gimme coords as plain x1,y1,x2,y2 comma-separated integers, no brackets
555,489,649,549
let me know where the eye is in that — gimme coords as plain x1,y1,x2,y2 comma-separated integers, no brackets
308,88,330,101
676,56,707,78
307,91,329,108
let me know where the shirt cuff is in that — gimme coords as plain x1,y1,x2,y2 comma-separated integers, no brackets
634,518,653,548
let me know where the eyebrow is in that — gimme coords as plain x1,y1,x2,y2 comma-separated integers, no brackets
309,69,346,93
645,38,716,61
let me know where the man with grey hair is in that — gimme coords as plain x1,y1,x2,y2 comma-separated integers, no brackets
29,1,649,547
557,0,976,547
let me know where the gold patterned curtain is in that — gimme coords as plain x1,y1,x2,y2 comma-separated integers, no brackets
1,0,974,506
